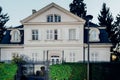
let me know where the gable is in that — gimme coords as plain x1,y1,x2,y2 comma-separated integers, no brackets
21,3,85,24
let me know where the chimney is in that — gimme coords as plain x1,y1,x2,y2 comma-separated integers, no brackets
32,9,37,14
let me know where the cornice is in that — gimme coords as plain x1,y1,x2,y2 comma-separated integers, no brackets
22,22,85,25
24,44,84,47
84,43,112,48
85,27,106,29
0,44,24,48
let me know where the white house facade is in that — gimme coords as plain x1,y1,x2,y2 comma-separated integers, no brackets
0,3,112,65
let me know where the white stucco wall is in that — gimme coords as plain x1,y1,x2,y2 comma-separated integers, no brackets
85,45,111,62
1,47,24,61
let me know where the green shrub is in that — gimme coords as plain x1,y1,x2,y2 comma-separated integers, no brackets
49,63,87,80
0,63,17,80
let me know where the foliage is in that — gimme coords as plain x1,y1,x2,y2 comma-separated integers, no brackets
49,63,87,80
12,54,26,64
111,14,120,48
98,3,113,39
0,6,9,42
69,0,87,19
98,3,113,28
0,63,17,80
109,13,120,61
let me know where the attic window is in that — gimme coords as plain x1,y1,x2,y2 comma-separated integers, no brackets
10,29,21,42
47,14,61,22
89,28,100,42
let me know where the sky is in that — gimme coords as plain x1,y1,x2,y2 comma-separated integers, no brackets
0,0,120,27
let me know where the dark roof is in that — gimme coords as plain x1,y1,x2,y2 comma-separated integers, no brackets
0,25,24,44
84,21,99,27
14,25,24,28
84,28,111,43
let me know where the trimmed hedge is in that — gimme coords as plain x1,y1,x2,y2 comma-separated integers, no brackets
0,63,17,80
90,62,120,80
50,62,120,80
49,63,87,80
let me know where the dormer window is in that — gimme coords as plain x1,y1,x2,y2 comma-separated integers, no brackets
89,28,100,42
10,29,21,42
47,14,61,22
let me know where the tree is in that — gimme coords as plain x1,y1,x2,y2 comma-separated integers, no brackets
69,0,87,19
98,3,113,34
110,14,120,61
0,6,9,42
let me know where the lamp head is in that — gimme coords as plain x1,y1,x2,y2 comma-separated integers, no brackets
85,15,93,21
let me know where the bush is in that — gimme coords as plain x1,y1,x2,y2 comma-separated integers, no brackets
0,63,17,80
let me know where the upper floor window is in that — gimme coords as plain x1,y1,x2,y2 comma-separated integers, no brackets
46,29,58,40
47,14,61,22
10,29,21,42
89,28,100,42
69,29,76,40
32,30,38,40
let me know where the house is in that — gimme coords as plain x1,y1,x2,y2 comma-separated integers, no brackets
0,3,111,67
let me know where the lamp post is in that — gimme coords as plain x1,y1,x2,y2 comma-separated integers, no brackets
85,15,93,80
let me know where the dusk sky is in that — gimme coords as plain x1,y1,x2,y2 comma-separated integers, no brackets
0,0,120,27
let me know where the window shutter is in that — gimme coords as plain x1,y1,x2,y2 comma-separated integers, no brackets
39,29,41,40
58,29,62,40
64,28,69,40
43,29,48,40
76,28,79,40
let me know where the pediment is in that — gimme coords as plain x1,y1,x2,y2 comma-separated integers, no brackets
21,3,85,24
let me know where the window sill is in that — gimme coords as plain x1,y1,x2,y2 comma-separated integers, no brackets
89,40,100,42
29,40,41,41
45,39,63,41
10,40,21,43
68,39,79,41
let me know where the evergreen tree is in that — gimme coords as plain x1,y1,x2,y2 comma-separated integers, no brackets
0,6,9,42
112,14,120,43
69,0,87,19
111,14,120,53
98,3,113,34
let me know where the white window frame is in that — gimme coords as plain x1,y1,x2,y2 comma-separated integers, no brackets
46,29,58,40
51,56,60,64
32,30,38,40
10,29,21,42
89,28,100,42
47,14,61,22
32,53,38,62
91,52,98,62
69,29,76,40
70,52,75,62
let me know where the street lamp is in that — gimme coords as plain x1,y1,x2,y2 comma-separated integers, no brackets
85,15,93,80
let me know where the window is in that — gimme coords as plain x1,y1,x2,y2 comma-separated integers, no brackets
32,53,38,62
54,29,58,40
47,14,61,22
10,30,21,42
89,28,100,42
47,14,53,22
51,56,60,64
46,29,58,40
69,29,76,40
70,52,75,62
32,30,38,40
91,52,98,62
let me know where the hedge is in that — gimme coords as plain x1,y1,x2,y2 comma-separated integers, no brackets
49,63,87,80
50,62,120,80
0,63,17,80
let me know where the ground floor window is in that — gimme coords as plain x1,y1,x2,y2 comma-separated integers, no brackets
91,52,98,62
51,56,60,64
